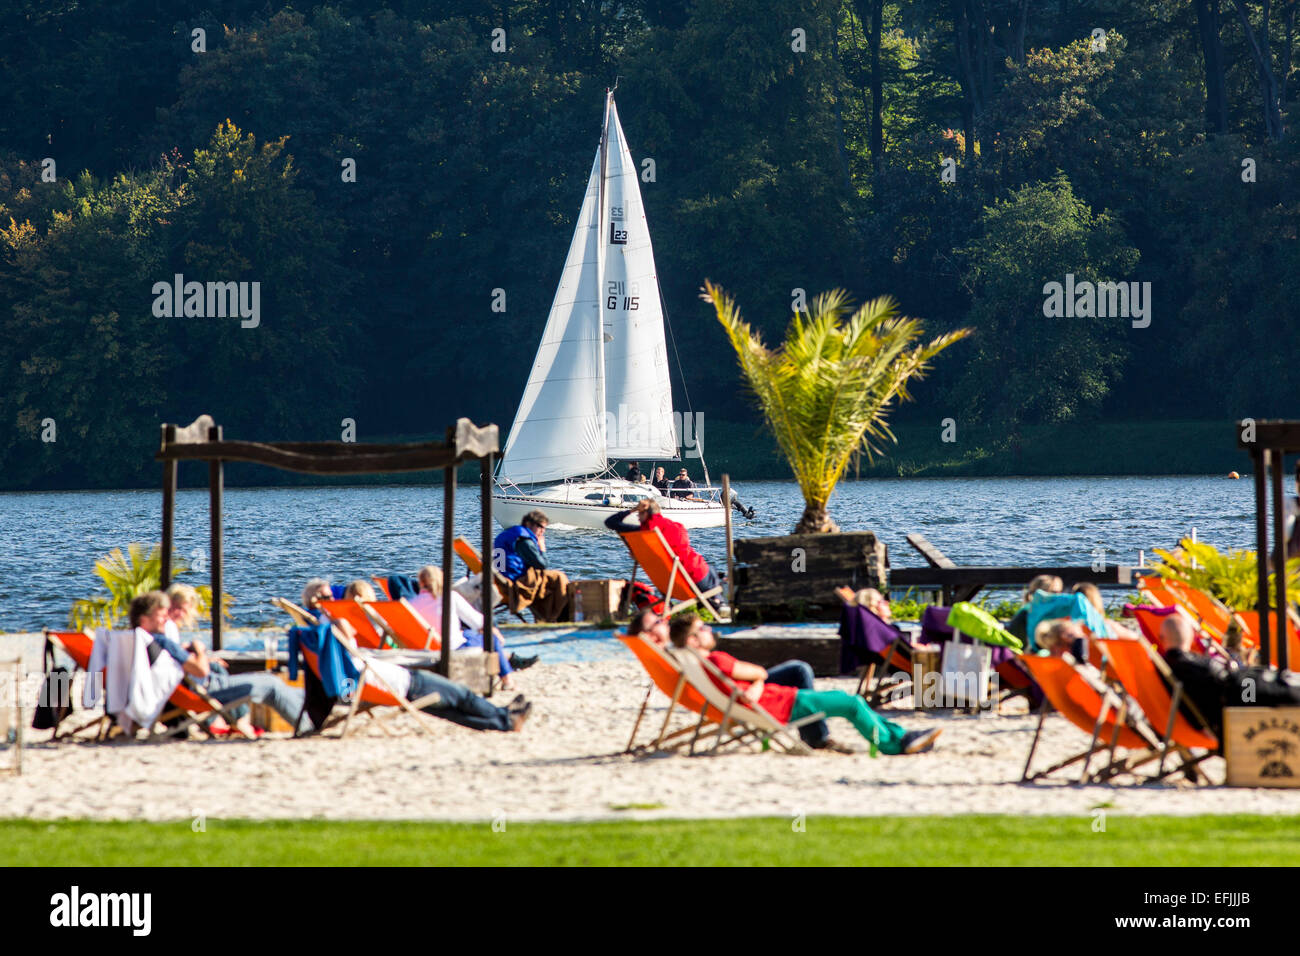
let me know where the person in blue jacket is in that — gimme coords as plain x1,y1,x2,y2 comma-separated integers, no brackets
493,510,570,621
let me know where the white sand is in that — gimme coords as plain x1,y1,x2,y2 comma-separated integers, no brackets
5,650,1300,822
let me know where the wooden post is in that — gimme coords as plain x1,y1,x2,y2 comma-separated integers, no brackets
1273,451,1289,671
160,424,177,589
439,457,456,678
481,454,495,661
1254,448,1273,667
722,473,735,606
208,424,224,652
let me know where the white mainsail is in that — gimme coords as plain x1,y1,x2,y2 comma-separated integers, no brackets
499,93,677,484
498,151,606,484
601,101,677,460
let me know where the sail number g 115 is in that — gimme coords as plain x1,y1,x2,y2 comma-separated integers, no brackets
606,280,639,311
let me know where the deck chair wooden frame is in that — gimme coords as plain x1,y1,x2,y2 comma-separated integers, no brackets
1018,652,1164,784
1095,635,1220,785
619,527,728,622
853,638,914,708
272,599,444,738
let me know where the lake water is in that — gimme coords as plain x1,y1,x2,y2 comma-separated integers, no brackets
0,476,1260,633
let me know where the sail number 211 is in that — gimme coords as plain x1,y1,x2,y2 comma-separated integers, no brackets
607,280,639,311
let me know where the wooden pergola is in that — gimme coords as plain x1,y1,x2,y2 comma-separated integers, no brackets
155,414,500,677
1237,420,1297,671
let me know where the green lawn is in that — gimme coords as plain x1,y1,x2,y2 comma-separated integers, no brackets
3,814,1299,866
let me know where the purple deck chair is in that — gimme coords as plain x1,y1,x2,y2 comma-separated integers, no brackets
839,604,912,704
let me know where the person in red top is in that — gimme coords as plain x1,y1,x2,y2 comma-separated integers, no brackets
668,613,941,755
605,498,724,612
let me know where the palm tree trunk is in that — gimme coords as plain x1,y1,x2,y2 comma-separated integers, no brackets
795,504,841,534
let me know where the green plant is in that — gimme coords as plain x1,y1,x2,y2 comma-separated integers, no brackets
68,543,229,630
1149,538,1300,612
704,280,969,533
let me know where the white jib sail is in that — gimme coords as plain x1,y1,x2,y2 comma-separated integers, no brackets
498,150,607,484
601,100,677,461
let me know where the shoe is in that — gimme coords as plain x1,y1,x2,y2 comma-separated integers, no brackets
508,694,527,713
820,738,856,754
510,700,533,732
901,728,942,754
509,653,539,671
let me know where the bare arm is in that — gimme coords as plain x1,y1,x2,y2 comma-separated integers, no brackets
728,659,767,682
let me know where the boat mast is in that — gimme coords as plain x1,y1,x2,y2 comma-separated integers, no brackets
596,88,613,477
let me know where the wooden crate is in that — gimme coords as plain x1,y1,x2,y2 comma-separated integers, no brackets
911,647,943,709
569,579,626,623
1223,707,1300,787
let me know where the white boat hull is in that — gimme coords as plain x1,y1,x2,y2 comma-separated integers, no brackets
492,479,729,530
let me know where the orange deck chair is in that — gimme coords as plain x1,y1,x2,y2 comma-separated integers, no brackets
370,576,393,599
360,598,442,651
273,598,443,737
316,599,386,648
1018,653,1160,783
618,528,727,621
45,629,253,740
1230,610,1300,666
620,634,724,753
1095,635,1218,784
452,537,520,619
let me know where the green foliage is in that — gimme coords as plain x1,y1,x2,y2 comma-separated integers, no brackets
954,174,1138,431
1149,539,1300,613
68,543,229,630
706,280,968,531
0,1,1295,489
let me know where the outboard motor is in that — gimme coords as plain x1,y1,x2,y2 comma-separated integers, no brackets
727,487,757,520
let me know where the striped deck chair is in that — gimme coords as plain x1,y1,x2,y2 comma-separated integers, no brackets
618,528,727,621
316,599,386,648
273,599,442,738
45,630,252,741
1018,653,1162,783
620,635,722,754
1095,634,1219,784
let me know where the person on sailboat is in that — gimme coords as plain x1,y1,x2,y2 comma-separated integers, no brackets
626,461,644,483
604,498,725,613
650,466,670,494
493,510,571,622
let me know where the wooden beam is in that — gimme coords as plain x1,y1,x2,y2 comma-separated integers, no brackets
891,565,1133,593
1238,420,1300,451
439,453,456,679
906,533,956,569
156,418,500,474
1273,450,1288,670
481,454,495,665
209,424,224,652
1254,448,1273,666
160,424,177,590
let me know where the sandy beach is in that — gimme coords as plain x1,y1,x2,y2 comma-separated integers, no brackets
6,637,1300,824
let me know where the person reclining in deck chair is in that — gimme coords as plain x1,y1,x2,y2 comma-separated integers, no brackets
135,590,309,737
494,510,571,622
299,580,532,732
627,609,671,646
605,498,726,614
1158,614,1300,738
408,566,537,689
669,613,941,755
836,587,912,692
1005,575,1064,650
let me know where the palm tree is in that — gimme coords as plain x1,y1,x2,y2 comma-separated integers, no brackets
704,281,970,534
69,543,226,630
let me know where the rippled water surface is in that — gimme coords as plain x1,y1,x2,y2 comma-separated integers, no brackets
0,476,1259,632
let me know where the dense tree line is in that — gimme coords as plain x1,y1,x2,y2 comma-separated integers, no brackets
0,0,1296,489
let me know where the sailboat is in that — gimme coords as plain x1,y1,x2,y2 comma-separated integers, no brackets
492,91,740,531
